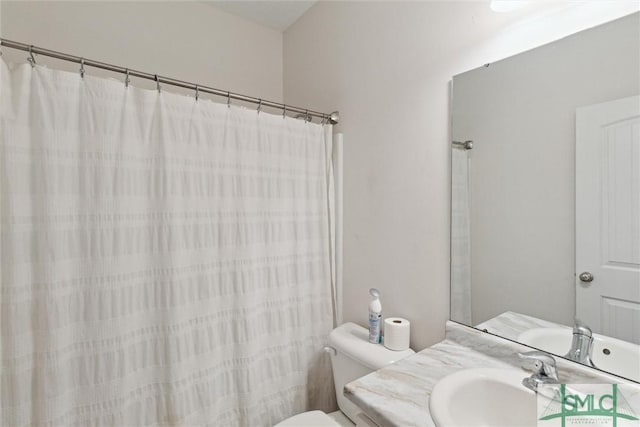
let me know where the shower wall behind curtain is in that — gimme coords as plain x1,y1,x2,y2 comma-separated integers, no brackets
0,60,336,426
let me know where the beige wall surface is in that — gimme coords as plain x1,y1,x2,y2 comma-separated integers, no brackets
0,1,283,102
284,1,639,351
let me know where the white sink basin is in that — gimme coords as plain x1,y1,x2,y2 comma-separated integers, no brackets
429,368,537,427
517,328,640,382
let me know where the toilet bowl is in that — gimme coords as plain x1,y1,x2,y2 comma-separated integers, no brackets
274,322,415,427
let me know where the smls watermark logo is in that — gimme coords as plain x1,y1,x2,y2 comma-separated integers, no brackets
537,384,640,427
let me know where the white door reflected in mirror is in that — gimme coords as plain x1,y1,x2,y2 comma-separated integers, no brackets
575,95,640,345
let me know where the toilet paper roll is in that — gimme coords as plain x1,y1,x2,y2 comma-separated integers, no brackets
383,317,410,351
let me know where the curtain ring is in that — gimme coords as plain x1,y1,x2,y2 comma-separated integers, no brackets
321,115,327,126
257,99,262,114
304,110,310,123
227,91,231,108
195,85,199,101
155,74,161,93
124,68,130,88
79,58,85,79
27,45,36,68
282,104,287,119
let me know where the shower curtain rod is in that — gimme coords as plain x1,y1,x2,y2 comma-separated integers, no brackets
452,140,473,150
0,38,340,125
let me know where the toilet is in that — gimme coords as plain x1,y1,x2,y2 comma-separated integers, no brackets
275,322,415,427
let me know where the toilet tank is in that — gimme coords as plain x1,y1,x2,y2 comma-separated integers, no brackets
327,323,415,423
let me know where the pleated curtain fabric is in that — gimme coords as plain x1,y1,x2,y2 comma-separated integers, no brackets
450,148,472,325
0,59,336,426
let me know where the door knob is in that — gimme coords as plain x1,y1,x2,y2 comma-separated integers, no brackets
579,272,594,283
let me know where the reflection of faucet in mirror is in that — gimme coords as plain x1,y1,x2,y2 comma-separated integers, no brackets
564,319,596,368
519,350,559,393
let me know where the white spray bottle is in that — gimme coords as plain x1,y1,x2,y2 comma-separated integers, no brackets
368,288,382,344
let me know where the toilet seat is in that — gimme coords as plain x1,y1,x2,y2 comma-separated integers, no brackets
274,410,341,426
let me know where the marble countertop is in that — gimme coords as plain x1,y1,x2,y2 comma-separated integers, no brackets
475,311,569,341
344,320,634,427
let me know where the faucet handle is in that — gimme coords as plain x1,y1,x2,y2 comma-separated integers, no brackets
518,350,558,379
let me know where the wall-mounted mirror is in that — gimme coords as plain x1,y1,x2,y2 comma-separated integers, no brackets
450,12,640,382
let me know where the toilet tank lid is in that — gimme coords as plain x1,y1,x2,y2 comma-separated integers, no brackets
328,322,415,370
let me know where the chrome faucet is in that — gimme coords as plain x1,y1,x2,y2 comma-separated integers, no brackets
564,319,596,368
519,351,559,393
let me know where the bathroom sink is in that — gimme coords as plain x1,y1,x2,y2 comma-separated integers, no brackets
429,368,537,427
518,328,640,382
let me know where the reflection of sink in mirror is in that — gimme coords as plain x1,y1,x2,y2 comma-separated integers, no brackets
518,328,640,382
429,368,538,427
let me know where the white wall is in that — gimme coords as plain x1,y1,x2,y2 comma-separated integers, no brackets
452,13,640,326
0,1,283,102
284,1,639,351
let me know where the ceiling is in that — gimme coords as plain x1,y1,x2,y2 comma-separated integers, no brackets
206,1,317,32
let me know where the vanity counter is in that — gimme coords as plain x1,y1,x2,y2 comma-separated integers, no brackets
343,332,512,426
475,311,568,341
344,321,632,427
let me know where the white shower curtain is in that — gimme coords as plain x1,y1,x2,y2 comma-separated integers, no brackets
0,59,336,426
450,148,472,324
